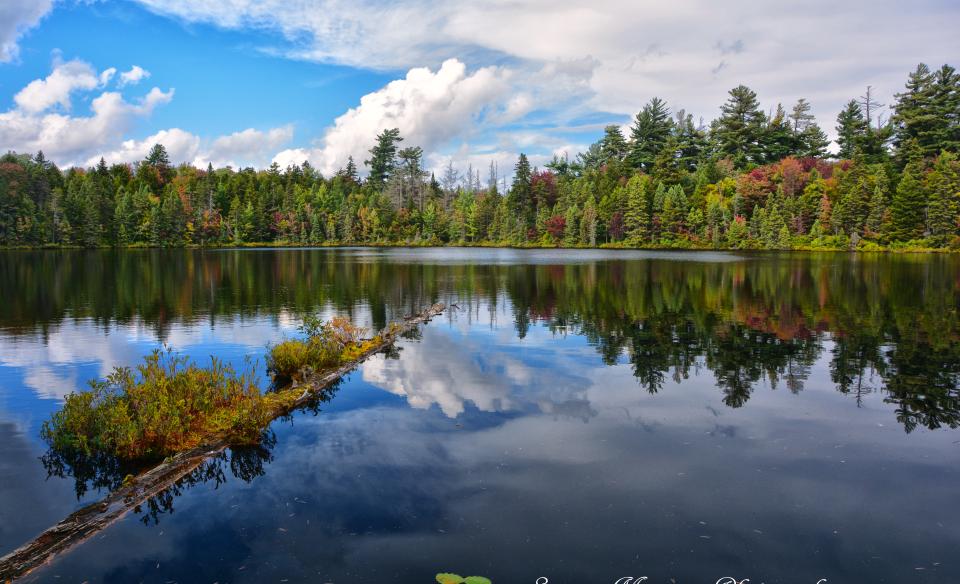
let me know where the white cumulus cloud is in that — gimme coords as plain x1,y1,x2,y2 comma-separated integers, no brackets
1,70,175,165
2,58,292,169
13,58,101,113
198,126,294,168
0,0,54,62
132,0,960,146
119,65,151,87
270,58,591,176
90,128,202,167
274,59,512,175
91,126,295,168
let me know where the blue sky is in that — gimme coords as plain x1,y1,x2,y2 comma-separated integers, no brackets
2,0,959,176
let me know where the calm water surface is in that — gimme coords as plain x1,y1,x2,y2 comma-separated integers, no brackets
0,248,958,583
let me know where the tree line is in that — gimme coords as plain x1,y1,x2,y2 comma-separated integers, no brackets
1,63,959,250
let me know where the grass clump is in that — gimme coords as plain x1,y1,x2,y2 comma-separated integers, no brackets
41,349,269,461
267,315,374,380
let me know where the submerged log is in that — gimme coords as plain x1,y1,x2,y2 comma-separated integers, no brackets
0,303,445,582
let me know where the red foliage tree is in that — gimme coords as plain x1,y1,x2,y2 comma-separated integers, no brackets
531,170,558,208
544,215,566,241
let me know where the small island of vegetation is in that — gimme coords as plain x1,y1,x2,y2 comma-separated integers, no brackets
41,309,437,462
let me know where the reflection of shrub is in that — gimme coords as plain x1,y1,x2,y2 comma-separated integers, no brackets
41,349,268,460
267,315,374,380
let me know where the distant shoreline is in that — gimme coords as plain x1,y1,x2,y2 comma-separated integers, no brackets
1,241,955,254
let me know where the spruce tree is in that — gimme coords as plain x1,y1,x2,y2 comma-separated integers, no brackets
365,128,403,189
713,85,767,167
628,97,673,171
925,152,960,241
624,174,652,242
761,104,795,163
600,125,629,165
508,153,533,238
888,162,928,241
836,100,867,159
892,64,938,160
931,65,960,153
799,124,830,158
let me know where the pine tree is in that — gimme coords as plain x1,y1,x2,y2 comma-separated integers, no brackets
789,99,816,134
672,110,709,171
144,143,173,187
600,125,629,165
925,152,960,241
580,196,598,246
931,65,960,153
508,154,533,239
726,215,749,248
365,128,403,189
835,100,868,159
713,85,767,167
888,162,928,241
761,104,795,163
659,184,688,241
624,174,652,242
866,185,888,236
628,97,673,171
892,64,938,160
798,124,830,158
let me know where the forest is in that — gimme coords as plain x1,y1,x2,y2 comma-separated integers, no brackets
1,63,959,251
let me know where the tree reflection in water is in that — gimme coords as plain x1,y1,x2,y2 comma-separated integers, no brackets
19,249,960,514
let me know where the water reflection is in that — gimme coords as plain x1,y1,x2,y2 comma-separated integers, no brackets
25,320,960,583
135,437,276,527
1,249,959,582
2,249,958,430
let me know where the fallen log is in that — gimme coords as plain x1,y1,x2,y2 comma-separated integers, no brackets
0,303,445,582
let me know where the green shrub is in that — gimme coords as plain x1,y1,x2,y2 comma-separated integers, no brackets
43,315,382,463
267,316,370,380
41,349,268,460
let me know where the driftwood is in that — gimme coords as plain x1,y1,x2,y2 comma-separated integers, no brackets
0,303,445,582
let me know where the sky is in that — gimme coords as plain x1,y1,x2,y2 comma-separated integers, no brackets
1,0,958,177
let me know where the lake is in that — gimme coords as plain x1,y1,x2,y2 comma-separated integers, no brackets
1,248,958,583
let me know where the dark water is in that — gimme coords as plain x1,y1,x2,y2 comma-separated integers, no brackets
1,248,958,583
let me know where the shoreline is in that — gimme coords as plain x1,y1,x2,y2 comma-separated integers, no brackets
0,241,956,254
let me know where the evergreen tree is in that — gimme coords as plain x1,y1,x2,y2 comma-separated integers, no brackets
624,174,653,242
931,65,960,153
713,85,767,167
600,125,629,165
144,143,173,187
799,125,830,158
893,64,938,160
628,97,673,171
888,162,928,241
508,153,533,238
925,152,960,241
835,100,868,159
761,104,795,163
659,184,688,241
672,110,709,170
365,128,403,189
